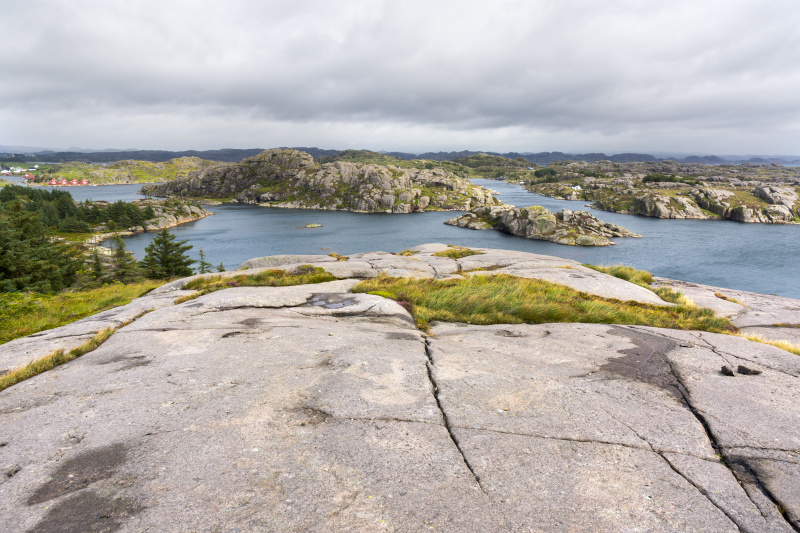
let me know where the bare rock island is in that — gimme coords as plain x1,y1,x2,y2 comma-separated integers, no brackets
445,205,641,246
141,149,499,213
1,244,799,532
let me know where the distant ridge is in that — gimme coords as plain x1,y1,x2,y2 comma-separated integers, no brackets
2,146,799,165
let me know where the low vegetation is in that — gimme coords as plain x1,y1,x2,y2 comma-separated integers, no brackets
740,333,800,357
585,264,689,305
432,246,484,259
352,274,731,333
0,327,115,393
175,266,337,303
0,281,161,345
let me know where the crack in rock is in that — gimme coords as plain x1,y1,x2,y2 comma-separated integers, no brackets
658,342,799,531
615,326,799,531
423,338,486,493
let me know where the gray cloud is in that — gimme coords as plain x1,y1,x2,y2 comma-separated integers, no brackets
1,0,799,153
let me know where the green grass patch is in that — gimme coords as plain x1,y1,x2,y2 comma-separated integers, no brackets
177,266,338,303
432,246,484,259
352,275,731,333
584,264,653,288
0,327,115,392
0,281,162,345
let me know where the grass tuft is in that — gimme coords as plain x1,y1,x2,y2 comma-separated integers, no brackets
737,333,800,357
432,246,484,259
585,264,653,288
352,275,731,333
714,292,745,306
176,267,338,302
0,327,115,392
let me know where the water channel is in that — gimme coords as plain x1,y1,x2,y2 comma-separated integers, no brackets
36,179,800,299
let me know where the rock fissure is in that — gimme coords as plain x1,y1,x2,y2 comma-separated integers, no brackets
690,332,800,379
658,349,800,531
659,453,745,530
423,338,486,493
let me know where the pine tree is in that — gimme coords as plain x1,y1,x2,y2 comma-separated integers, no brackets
140,229,196,279
197,249,213,274
90,248,106,281
216,262,226,273
109,236,141,283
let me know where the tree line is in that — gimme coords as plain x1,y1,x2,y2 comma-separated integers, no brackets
0,186,219,293
0,185,156,233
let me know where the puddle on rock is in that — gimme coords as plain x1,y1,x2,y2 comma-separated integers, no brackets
308,294,356,310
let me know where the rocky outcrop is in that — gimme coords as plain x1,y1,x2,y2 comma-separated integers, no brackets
2,244,800,532
445,205,640,246
134,200,211,232
141,149,499,213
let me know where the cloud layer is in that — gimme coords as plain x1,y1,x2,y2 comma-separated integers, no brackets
2,0,799,153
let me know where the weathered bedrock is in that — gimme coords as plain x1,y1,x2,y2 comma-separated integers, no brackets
141,148,499,213
445,205,640,246
2,244,799,532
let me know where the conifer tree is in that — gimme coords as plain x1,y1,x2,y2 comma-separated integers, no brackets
197,249,213,274
216,262,226,273
140,229,195,279
90,248,106,281
109,236,141,283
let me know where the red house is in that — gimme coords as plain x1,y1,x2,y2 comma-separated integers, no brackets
81,178,89,185
59,178,68,185
49,178,58,185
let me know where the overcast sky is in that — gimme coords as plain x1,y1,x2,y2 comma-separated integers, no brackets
2,0,799,154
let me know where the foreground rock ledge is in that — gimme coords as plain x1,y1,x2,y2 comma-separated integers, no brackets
1,247,799,532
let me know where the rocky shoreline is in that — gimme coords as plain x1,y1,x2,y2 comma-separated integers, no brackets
84,200,213,247
445,205,640,246
524,160,800,224
1,244,799,531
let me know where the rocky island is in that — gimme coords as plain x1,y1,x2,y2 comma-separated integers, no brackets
2,244,799,532
141,148,500,213
445,205,640,246
525,160,800,223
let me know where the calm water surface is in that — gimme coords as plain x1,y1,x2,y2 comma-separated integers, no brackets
45,180,797,299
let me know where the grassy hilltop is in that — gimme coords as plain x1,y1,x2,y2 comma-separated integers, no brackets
39,157,222,185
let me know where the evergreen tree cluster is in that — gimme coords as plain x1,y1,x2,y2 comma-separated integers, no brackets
89,229,203,286
0,203,83,292
0,185,156,233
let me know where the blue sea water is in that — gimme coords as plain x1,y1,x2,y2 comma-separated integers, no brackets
36,180,797,299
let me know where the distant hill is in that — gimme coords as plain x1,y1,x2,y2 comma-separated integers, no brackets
20,149,265,164
3,146,799,166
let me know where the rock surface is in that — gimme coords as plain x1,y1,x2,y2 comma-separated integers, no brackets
141,149,499,213
445,205,640,246
2,245,800,532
